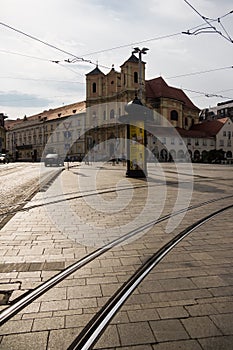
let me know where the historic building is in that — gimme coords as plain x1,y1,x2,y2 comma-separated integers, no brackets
6,102,86,161
199,100,233,122
146,117,233,163
85,53,200,160
4,52,233,164
145,77,200,129
84,54,147,159
0,113,7,153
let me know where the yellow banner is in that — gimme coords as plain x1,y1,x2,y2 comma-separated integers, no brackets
129,121,145,171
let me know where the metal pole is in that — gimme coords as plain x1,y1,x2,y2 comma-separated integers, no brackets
138,51,142,100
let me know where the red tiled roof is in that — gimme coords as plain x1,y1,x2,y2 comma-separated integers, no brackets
5,101,86,130
190,118,227,137
176,127,210,138
146,77,200,111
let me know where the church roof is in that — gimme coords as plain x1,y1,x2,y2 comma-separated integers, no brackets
120,54,140,66
86,66,105,76
146,77,200,111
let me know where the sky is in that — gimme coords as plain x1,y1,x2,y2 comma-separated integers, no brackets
0,0,232,119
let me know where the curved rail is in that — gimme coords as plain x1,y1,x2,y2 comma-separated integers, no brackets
67,204,233,350
0,195,232,326
0,182,149,217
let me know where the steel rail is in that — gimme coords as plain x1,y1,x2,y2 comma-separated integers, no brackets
0,196,232,326
0,182,149,217
67,204,233,350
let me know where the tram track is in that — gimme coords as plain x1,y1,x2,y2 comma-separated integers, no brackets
67,203,233,350
1,172,232,221
0,193,232,326
0,168,64,229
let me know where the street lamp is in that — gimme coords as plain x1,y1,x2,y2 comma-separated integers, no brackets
132,47,149,101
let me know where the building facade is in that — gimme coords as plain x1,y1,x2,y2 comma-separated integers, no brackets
6,102,86,161
0,113,7,153
199,100,233,122
4,53,233,164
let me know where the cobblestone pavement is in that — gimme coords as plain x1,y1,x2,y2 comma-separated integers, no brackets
0,162,232,349
0,163,63,228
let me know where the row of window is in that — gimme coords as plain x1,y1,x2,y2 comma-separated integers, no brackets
219,139,231,147
7,130,83,147
223,131,233,137
153,137,217,147
92,108,122,120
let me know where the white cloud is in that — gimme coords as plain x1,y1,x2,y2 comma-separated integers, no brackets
0,0,232,118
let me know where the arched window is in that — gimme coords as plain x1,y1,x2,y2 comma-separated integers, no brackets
170,110,178,121
185,117,188,126
110,109,115,119
92,82,97,93
134,72,138,84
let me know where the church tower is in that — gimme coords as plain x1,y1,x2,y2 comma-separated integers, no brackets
86,65,105,108
120,53,146,103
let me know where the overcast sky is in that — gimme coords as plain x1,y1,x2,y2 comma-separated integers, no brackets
0,0,232,119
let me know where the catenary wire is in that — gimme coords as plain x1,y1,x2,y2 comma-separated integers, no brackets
183,0,233,43
166,65,233,79
1,17,232,107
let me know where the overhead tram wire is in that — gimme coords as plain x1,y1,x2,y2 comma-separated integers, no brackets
0,21,109,70
166,65,233,79
78,32,181,57
1,19,232,104
183,0,233,43
0,49,53,62
182,87,232,100
1,17,231,74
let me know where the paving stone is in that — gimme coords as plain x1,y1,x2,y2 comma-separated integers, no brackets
150,319,189,341
0,282,21,291
67,284,102,299
115,346,153,350
152,339,202,350
69,297,98,309
0,320,33,335
211,301,233,314
65,313,93,328
156,306,189,319
22,311,52,320
210,314,233,335
37,287,67,302
0,331,48,350
185,303,218,316
48,327,82,349
117,322,155,346
208,286,233,297
198,335,233,350
181,316,222,338
191,275,229,288
32,316,64,331
158,277,197,291
40,300,68,312
127,308,160,322
94,324,120,348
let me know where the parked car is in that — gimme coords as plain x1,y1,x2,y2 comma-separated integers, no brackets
0,153,10,164
44,154,64,167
